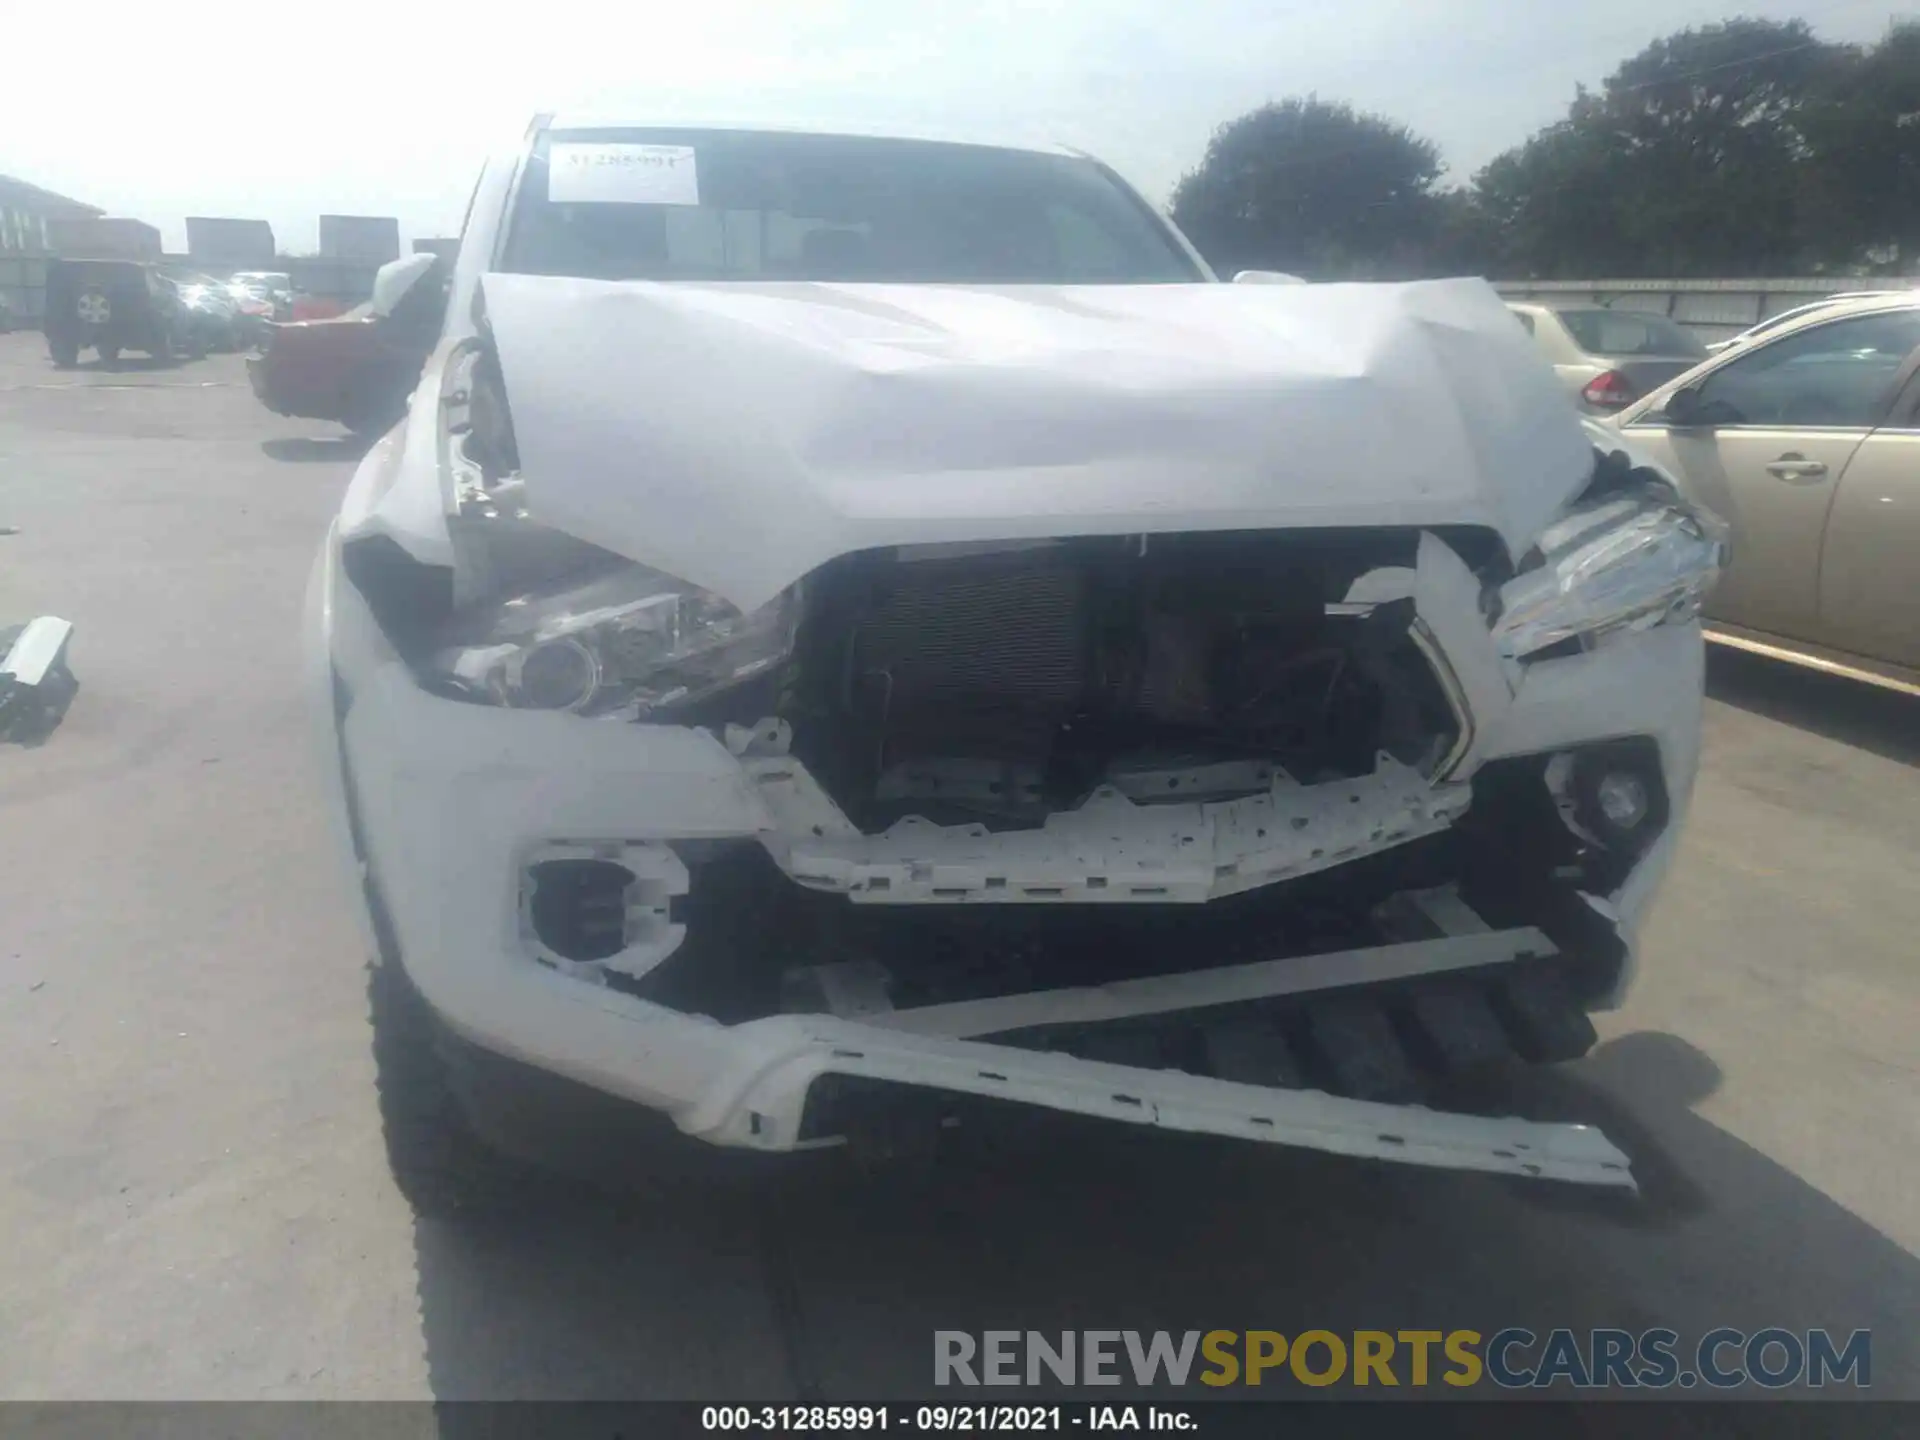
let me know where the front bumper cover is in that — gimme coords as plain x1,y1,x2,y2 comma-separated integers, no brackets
309,525,1704,1191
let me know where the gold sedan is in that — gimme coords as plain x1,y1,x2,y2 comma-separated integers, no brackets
1613,294,1920,695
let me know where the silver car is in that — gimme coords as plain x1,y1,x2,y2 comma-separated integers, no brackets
1704,292,1910,354
1509,303,1710,414
1612,293,1920,694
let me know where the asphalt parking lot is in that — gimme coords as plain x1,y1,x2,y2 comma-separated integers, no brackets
0,331,1916,1405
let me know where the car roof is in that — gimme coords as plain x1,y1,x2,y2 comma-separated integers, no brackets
537,111,1086,162
1514,302,1660,318
1741,293,1905,325
1736,291,1920,341
1505,302,1628,322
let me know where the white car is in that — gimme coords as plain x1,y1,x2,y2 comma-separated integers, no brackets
308,115,1726,1214
1507,302,1710,413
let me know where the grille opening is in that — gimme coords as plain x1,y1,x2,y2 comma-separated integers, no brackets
778,530,1469,835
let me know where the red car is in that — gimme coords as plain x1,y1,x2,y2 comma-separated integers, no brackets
247,254,447,435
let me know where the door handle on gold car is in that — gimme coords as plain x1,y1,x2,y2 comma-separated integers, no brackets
1765,454,1828,480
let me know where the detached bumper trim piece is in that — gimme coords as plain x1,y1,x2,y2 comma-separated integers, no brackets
0,616,74,688
693,1019,1636,1190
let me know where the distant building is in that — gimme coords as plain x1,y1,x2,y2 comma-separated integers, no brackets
45,217,163,260
0,174,101,254
319,214,401,263
187,216,276,268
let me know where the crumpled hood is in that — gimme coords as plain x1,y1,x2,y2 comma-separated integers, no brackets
481,275,1593,612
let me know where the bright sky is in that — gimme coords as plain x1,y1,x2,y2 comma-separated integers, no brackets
2,0,1904,253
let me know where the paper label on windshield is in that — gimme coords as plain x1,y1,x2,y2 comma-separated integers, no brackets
547,143,700,205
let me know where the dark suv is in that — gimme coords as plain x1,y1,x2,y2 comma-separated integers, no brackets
44,258,197,367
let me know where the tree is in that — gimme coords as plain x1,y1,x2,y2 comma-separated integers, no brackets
1169,98,1444,280
1799,22,1920,271
1472,18,1845,277
1472,103,1634,278
1424,187,1501,278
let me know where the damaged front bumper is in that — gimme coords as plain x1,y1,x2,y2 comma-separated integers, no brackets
311,520,1704,1193
246,354,295,417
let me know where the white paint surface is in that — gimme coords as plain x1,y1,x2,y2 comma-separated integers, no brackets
482,274,1594,611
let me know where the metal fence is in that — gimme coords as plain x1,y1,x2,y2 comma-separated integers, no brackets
1489,277,1899,346
283,257,384,304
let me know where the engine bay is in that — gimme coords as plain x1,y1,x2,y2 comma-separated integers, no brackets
778,531,1469,834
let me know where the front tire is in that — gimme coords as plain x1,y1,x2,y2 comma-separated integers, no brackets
367,952,553,1220
49,338,78,368
98,343,121,366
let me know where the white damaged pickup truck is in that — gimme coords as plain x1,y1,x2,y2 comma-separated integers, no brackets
307,116,1727,1214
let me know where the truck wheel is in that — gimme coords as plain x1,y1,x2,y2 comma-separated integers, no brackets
367,951,555,1220
98,343,121,367
49,338,79,368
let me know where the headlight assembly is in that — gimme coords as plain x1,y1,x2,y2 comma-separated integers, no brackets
1492,484,1729,663
428,564,798,717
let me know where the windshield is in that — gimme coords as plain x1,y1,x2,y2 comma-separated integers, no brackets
1557,308,1706,359
499,129,1202,284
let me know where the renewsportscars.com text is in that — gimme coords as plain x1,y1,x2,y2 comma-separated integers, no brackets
933,1328,1871,1390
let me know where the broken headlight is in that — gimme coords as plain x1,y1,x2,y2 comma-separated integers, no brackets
1492,485,1728,663
428,566,799,717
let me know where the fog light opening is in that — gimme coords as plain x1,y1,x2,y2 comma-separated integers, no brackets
527,858,633,963
1561,740,1669,860
1594,770,1650,832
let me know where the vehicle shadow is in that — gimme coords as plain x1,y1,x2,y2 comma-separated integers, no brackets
259,436,369,464
409,1030,1918,1413
62,355,184,374
0,680,79,749
1706,646,1918,768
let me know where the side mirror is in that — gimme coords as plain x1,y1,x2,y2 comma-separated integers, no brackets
1232,269,1306,285
1664,385,1709,427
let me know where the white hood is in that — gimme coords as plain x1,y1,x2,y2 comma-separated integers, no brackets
481,275,1592,612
